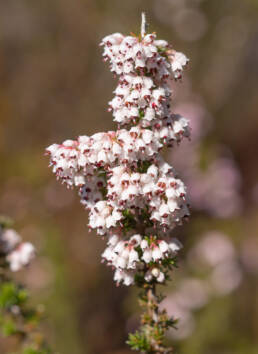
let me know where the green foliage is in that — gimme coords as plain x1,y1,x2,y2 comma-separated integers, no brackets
97,170,108,198
139,109,145,119
0,278,52,353
127,331,151,352
0,216,13,229
138,208,154,229
1,318,17,336
0,282,28,309
136,160,152,174
22,347,52,354
122,209,137,232
161,256,178,269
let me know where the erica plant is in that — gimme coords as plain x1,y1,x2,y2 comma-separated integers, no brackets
0,217,51,354
46,13,190,353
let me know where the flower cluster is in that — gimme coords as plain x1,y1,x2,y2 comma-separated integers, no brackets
103,32,188,129
46,114,189,189
101,32,188,80
102,234,182,285
46,18,190,288
0,227,35,272
87,160,189,236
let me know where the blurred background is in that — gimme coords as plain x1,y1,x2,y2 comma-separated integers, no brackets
0,0,258,353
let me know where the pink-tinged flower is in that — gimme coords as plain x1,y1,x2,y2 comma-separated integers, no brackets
0,229,21,253
0,227,36,272
7,242,35,272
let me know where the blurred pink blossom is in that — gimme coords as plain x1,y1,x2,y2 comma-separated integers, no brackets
175,101,213,141
188,231,236,268
174,278,209,310
170,100,242,217
210,260,242,295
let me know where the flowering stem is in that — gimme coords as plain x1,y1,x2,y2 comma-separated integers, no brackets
127,264,178,353
141,12,146,39
46,14,190,354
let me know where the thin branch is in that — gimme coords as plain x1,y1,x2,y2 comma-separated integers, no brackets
141,12,146,38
